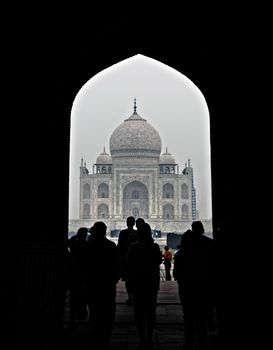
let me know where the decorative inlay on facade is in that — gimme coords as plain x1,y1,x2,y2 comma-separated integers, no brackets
120,175,150,188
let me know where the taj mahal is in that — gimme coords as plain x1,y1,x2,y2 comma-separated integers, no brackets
69,100,212,234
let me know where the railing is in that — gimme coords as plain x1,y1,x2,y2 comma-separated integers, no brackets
17,242,67,349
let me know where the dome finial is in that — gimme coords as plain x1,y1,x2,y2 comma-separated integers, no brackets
134,98,137,113
103,146,105,153
166,147,168,153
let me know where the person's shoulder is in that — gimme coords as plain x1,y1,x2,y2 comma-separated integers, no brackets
104,238,117,249
117,229,127,242
106,237,116,244
129,228,137,235
128,229,138,239
119,229,129,236
153,242,160,249
68,234,77,242
174,248,183,257
201,235,214,243
201,235,216,249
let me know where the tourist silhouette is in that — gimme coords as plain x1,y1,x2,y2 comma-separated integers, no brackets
162,245,172,280
67,227,89,324
135,217,145,229
173,221,216,350
117,216,138,305
84,221,120,349
125,222,162,349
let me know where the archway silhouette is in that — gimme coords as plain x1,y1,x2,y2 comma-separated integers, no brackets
69,54,212,233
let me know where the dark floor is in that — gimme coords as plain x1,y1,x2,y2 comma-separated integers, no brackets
59,280,220,349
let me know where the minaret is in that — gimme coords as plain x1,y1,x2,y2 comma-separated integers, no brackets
188,158,197,220
182,158,197,220
80,157,89,176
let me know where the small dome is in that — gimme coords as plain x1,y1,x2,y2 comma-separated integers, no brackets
159,149,176,164
96,150,112,164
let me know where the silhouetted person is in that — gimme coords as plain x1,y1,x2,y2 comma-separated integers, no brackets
162,245,172,280
67,227,89,324
117,216,138,305
135,217,145,229
173,221,216,350
84,221,120,349
68,227,88,252
125,222,162,349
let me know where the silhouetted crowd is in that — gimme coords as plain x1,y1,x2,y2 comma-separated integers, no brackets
63,217,222,350
3,216,232,350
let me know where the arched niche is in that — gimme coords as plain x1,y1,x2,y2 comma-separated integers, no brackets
123,180,149,219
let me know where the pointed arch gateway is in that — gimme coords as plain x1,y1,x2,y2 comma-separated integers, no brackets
69,54,212,232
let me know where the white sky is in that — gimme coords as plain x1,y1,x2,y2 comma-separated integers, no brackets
69,54,212,220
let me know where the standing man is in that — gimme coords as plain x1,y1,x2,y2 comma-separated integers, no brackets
85,221,120,348
125,222,162,348
117,216,138,305
173,221,216,350
162,245,173,280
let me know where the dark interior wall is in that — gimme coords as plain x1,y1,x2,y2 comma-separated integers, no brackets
2,12,258,349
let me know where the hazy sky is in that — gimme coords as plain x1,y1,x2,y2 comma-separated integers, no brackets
69,54,212,220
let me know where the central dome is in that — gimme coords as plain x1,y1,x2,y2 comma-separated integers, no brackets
109,106,162,158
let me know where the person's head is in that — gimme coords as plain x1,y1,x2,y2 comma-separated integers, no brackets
164,245,169,251
92,221,107,238
77,227,88,240
126,216,135,228
137,222,153,242
180,229,192,243
135,217,145,229
191,221,205,235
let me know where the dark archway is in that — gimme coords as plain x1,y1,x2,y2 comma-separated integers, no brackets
98,183,109,198
163,204,174,219
163,183,174,199
123,180,149,219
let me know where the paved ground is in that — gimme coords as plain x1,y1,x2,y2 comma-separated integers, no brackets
60,279,220,349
